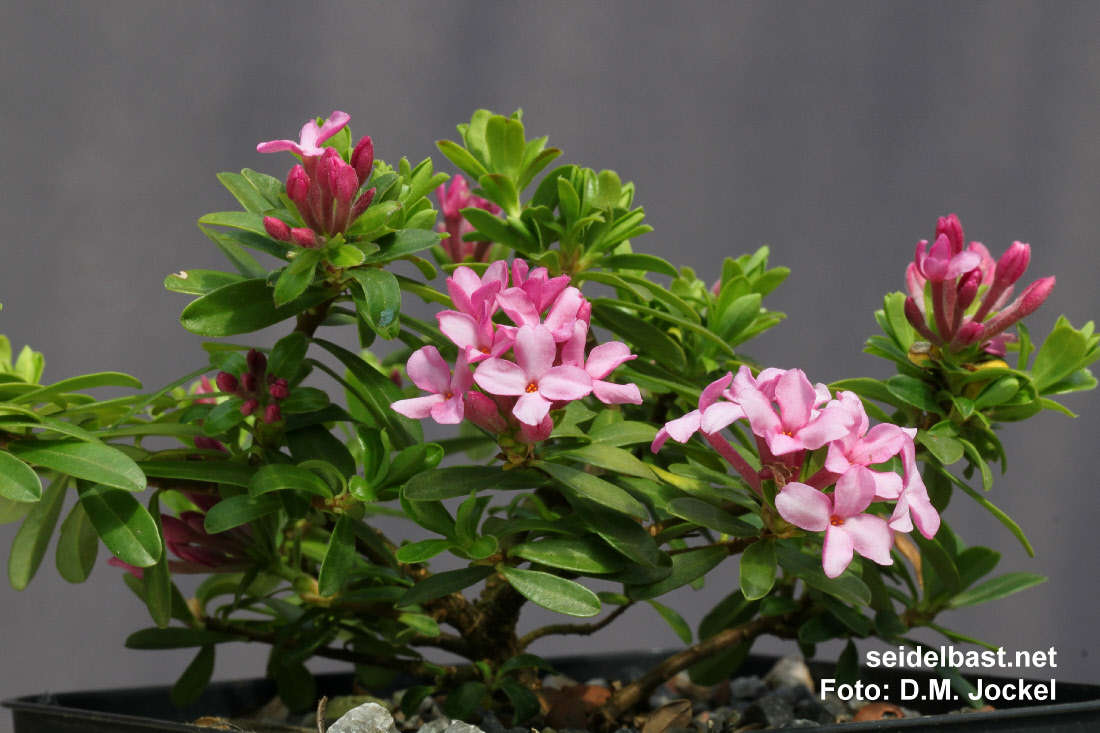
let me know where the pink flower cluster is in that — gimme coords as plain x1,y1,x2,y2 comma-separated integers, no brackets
904,214,1055,356
653,367,940,578
258,111,377,247
436,175,501,263
392,260,642,443
109,493,252,578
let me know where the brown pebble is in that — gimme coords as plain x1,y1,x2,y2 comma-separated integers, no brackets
853,702,905,721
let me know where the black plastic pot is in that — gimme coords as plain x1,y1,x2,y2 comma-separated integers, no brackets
4,652,1099,733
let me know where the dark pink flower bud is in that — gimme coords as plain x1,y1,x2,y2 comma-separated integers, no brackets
936,214,965,256
263,404,282,424
193,436,228,453
350,187,376,222
269,380,290,400
263,216,292,242
389,368,403,387
956,269,982,313
904,296,942,345
240,372,258,393
286,165,311,202
981,276,1056,340
240,398,260,416
215,371,239,394
290,227,321,249
463,392,508,434
952,320,985,348
994,241,1031,288
247,349,267,375
351,136,374,186
161,515,197,545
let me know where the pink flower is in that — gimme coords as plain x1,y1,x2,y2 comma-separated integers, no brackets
256,111,351,158
391,347,473,425
652,372,734,451
560,321,642,405
732,369,852,457
437,309,516,364
510,259,571,314
887,439,941,539
497,286,586,342
775,466,894,578
436,175,501,263
818,391,912,498
473,324,592,426
446,262,509,321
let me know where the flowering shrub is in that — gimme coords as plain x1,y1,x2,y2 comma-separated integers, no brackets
1,109,1096,724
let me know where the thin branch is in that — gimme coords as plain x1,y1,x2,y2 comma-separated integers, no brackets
519,602,634,648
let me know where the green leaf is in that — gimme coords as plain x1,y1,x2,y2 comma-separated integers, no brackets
249,464,334,499
286,424,357,479
934,465,1034,557
557,487,664,568
508,537,625,574
403,466,512,500
534,461,648,519
956,546,1001,589
311,339,423,448
598,253,678,277
202,398,247,435
666,497,758,537
628,547,728,600
436,139,489,180
1031,324,1089,393
171,645,216,707
947,572,1046,608
775,542,871,606
395,565,494,609
0,451,41,502
275,661,316,713
647,599,693,644
125,627,242,649
497,677,540,724
444,681,486,722
268,332,309,381
395,539,455,564
8,475,67,590
9,439,145,492
916,431,965,465
203,493,282,534
590,304,686,372
739,540,776,600
181,279,332,337
361,229,442,264
886,375,943,414
347,268,402,340
557,444,657,481
829,378,907,410
139,459,255,487
216,171,272,213
15,372,143,407
587,420,658,447
318,514,357,597
273,249,321,307
77,483,161,567
143,492,172,628
498,565,601,617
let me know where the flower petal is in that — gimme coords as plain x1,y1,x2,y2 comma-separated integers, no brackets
842,514,894,566
663,410,702,443
473,358,528,396
775,369,816,431
391,394,445,419
431,394,465,425
585,341,635,379
496,288,540,327
700,401,746,435
822,525,856,578
592,380,642,405
406,346,452,394
512,391,552,426
513,325,556,382
700,372,734,411
437,311,481,351
538,365,593,401
775,482,832,532
832,466,877,518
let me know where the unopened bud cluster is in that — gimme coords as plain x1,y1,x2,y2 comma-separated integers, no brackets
258,111,376,248
215,349,289,424
905,214,1055,357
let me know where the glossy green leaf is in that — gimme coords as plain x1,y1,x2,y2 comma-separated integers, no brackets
347,268,402,340
934,465,1034,557
54,499,98,583
275,660,316,713
8,475,67,590
1031,324,1089,393
361,229,441,264
15,372,143,407
558,487,664,568
216,171,272,213
318,514,357,597
666,497,758,537
444,681,487,722
497,677,540,724
403,466,512,500
78,483,161,567
498,565,601,617
249,464,333,499
916,431,965,465
557,444,657,481
171,645,216,707
268,332,309,381
775,542,871,606
180,279,332,337
460,207,530,252
395,565,493,609
139,459,255,487
0,496,31,524
534,461,648,519
947,572,1046,608
591,304,686,372
203,494,282,534
0,451,41,502
886,375,943,414
9,439,145,492
740,540,776,600
436,139,489,180
509,537,625,574
628,547,727,600
395,539,455,564
286,424,357,479
587,420,658,447
202,398,246,435
273,249,321,307
142,492,173,628
597,253,678,277
647,599,693,644
311,339,422,448
125,627,242,649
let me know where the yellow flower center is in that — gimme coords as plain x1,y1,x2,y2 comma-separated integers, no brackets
525,382,539,393
830,515,844,526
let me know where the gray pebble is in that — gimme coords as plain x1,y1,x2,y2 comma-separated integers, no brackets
328,702,399,733
764,656,815,694
787,719,820,728
739,696,795,729
443,722,485,733
416,718,453,733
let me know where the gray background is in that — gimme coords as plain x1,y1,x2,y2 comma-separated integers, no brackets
2,2,1098,725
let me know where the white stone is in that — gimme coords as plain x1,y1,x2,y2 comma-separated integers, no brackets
328,702,400,733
